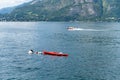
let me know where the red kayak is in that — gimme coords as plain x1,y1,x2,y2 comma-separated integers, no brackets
43,51,68,56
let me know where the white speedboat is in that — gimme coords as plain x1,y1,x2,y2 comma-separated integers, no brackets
67,27,83,31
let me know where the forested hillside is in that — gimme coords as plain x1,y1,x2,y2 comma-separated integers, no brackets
0,0,120,21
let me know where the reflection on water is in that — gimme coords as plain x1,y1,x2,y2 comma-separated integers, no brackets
0,22,120,80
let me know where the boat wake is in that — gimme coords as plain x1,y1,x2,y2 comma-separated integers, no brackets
68,28,105,31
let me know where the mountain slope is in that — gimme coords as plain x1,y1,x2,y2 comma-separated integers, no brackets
0,7,15,14
1,0,120,21
102,0,120,18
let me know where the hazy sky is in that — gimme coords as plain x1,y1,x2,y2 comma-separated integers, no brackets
0,0,32,9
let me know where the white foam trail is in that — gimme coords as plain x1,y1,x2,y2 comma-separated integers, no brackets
68,28,105,31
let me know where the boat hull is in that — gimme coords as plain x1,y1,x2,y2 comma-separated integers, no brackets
43,51,68,56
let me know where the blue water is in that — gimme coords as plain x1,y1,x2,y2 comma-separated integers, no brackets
0,22,120,80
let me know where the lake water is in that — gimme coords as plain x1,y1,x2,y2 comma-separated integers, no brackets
0,22,120,80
